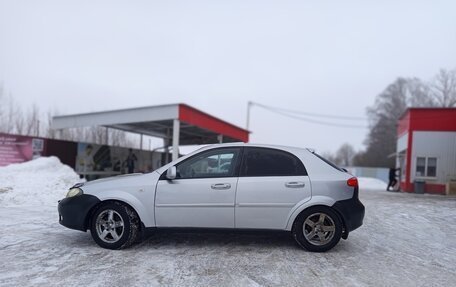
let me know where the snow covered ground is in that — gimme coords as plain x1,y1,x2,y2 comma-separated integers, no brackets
0,157,81,207
0,158,455,286
358,177,387,191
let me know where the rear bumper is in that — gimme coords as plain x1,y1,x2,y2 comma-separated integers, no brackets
58,194,100,231
332,196,365,232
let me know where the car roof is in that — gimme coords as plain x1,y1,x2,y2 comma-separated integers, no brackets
197,142,311,152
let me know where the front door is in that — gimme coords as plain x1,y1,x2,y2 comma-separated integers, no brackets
155,147,241,228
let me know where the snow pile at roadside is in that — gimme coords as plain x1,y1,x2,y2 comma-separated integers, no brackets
358,177,387,191
0,157,82,207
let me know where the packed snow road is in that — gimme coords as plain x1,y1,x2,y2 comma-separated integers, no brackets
1,159,456,286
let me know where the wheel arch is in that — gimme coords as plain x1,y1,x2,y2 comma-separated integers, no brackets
285,196,346,231
83,193,152,231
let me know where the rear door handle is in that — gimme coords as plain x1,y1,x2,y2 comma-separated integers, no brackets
211,183,231,190
285,182,305,188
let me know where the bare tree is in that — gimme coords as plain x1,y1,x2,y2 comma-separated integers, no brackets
320,151,340,165
110,129,129,147
0,84,139,149
45,111,57,139
406,78,435,107
0,84,4,125
0,85,6,133
86,126,107,145
335,143,356,166
430,69,456,107
43,112,136,148
355,78,409,167
24,104,40,136
13,105,26,135
0,91,17,134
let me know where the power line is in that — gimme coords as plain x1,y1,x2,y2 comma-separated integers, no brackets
259,105,368,129
247,101,368,129
251,102,367,121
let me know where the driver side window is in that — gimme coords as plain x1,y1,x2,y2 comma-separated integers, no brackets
176,148,240,179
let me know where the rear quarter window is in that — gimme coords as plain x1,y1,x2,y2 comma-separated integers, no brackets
312,152,345,172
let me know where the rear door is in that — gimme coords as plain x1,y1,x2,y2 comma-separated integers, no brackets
235,147,311,229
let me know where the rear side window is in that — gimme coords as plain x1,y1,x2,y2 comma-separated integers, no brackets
240,147,307,177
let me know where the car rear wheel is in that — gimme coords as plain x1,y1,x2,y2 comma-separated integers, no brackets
90,201,139,249
292,206,342,252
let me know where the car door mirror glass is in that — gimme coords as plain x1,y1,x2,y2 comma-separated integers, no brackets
166,166,177,180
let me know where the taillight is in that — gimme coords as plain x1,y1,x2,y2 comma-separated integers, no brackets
347,177,358,188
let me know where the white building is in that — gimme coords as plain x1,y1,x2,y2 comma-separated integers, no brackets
396,108,456,194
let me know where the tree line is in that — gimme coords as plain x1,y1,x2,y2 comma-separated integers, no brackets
323,68,456,168
0,87,135,148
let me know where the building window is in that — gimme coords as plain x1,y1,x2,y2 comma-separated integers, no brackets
415,157,437,177
427,157,437,177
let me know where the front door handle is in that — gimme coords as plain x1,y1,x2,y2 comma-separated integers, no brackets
285,182,305,188
211,183,231,190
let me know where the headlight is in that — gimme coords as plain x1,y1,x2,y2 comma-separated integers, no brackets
66,188,83,198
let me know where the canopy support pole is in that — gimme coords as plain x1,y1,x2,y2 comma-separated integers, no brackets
172,119,180,161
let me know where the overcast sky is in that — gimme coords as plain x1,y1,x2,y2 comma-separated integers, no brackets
1,0,455,153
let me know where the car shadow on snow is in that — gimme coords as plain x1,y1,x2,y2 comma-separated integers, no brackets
133,230,297,251
59,229,355,253
132,230,356,254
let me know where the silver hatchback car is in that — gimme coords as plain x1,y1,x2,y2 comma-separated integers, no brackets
58,143,365,252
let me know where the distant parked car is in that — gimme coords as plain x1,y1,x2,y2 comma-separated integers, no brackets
58,143,364,252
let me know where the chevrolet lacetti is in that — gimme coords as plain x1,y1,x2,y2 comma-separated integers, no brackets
58,143,365,252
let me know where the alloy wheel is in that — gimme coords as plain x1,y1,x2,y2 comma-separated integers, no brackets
95,209,125,243
303,212,336,246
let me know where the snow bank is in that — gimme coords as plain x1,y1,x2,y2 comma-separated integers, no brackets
358,177,387,191
0,157,81,207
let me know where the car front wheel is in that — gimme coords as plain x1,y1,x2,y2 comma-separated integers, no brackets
90,201,139,249
292,206,342,252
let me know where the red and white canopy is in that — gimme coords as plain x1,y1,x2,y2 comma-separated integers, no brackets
52,103,249,160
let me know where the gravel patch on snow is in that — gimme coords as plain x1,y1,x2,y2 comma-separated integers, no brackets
0,162,455,286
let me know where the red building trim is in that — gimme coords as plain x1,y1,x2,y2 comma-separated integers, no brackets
405,132,413,192
178,104,249,142
424,183,446,194
398,108,456,133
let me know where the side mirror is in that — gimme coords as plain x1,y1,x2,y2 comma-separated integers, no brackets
166,166,177,180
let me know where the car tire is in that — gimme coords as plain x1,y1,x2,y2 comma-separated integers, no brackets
292,206,343,252
90,201,139,250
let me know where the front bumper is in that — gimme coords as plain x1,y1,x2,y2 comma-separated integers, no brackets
332,195,365,233
58,194,100,231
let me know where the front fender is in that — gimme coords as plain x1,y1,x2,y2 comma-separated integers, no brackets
92,190,155,227
285,195,336,231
